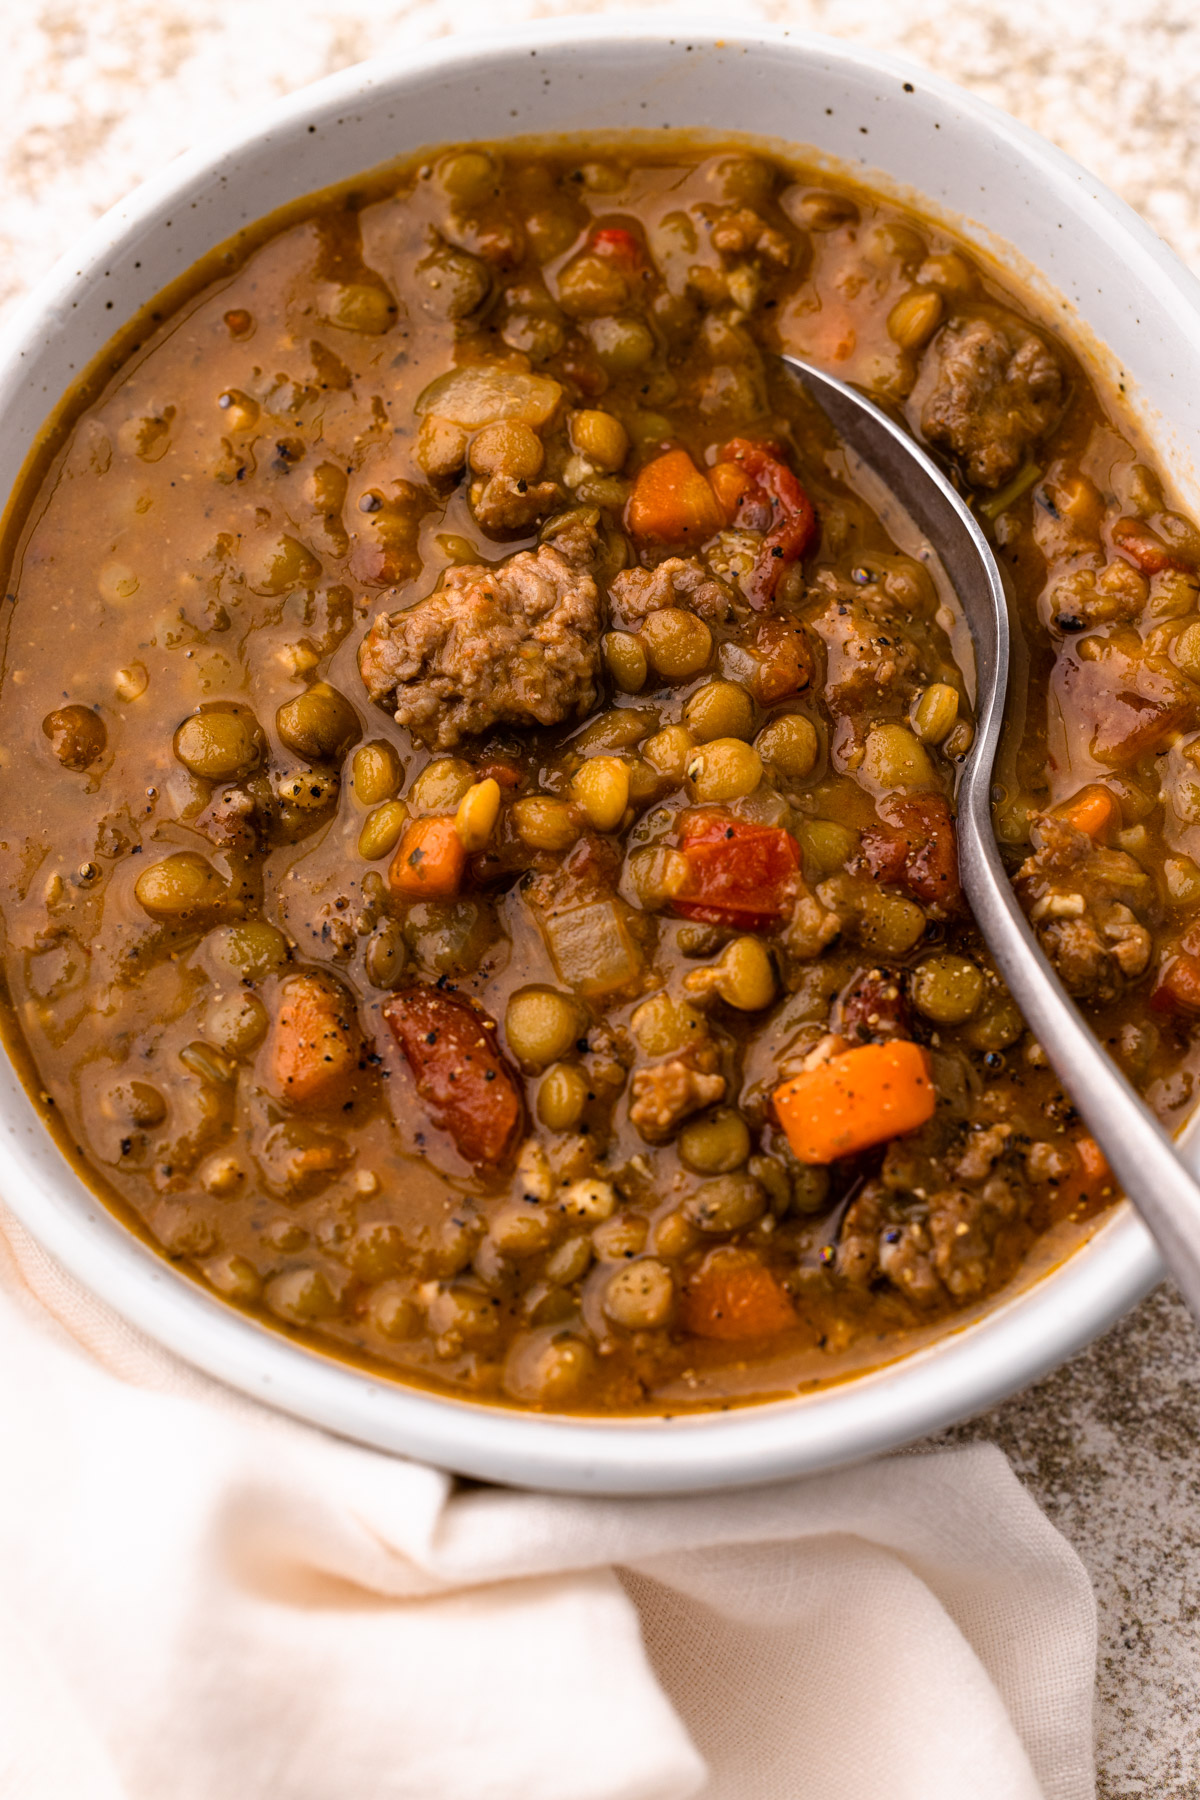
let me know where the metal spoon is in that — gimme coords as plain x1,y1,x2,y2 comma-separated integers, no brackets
779,352,1200,1311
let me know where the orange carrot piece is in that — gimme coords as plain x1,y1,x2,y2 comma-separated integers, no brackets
1055,1135,1116,1218
773,1040,936,1164
707,458,756,522
681,1252,797,1341
267,973,360,1110
626,448,725,546
389,815,467,898
1057,785,1117,839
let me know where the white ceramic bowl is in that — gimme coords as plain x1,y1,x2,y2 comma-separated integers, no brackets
0,19,1192,1493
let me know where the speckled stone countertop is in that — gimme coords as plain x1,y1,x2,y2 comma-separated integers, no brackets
2,2,1199,1791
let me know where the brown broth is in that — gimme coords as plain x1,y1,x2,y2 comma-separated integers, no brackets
0,137,1191,1415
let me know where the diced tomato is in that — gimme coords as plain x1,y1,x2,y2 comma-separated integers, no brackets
858,794,962,917
475,754,524,789
1151,950,1200,1015
383,987,525,1168
672,812,801,929
681,1250,797,1340
752,617,814,703
718,437,818,607
1112,517,1191,576
590,225,642,271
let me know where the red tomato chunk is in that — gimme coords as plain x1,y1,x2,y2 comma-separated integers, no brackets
672,813,801,929
716,437,818,606
859,795,962,917
384,988,525,1167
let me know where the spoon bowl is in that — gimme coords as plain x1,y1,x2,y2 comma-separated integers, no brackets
781,352,1200,1314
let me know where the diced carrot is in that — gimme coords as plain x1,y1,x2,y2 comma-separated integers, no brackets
626,449,725,546
1057,785,1118,839
681,1251,797,1340
389,815,467,898
267,973,360,1110
773,1040,936,1164
707,458,756,522
1054,1134,1116,1218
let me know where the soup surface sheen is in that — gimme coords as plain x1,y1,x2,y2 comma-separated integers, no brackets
3,138,1197,1414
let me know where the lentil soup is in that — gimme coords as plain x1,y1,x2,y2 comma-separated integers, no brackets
0,138,1192,1415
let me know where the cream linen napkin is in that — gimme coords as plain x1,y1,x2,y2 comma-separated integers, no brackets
0,1202,1096,1800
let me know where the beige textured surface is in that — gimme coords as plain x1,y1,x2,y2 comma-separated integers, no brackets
1,1,1198,1792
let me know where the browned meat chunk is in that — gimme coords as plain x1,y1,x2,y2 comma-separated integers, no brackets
806,573,921,714
878,1219,945,1306
784,888,843,960
835,1185,885,1287
927,1179,1023,1300
837,1172,1025,1305
469,473,562,536
609,556,736,628
1016,814,1153,999
1038,909,1151,999
193,785,260,852
836,1184,943,1307
835,966,910,1044
920,312,1065,490
359,524,601,749
953,1123,1012,1185
1021,811,1147,893
629,1042,726,1141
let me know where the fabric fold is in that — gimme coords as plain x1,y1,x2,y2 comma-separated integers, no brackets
0,1202,1096,1800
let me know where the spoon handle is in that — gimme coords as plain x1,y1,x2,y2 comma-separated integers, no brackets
960,803,1200,1301
779,350,1200,1309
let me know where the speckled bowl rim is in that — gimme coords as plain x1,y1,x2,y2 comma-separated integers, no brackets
0,17,1181,1493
